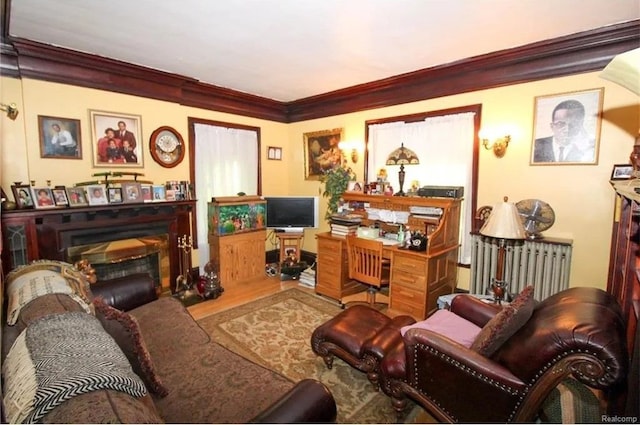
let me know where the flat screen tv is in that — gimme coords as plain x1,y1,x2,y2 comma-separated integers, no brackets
264,196,319,232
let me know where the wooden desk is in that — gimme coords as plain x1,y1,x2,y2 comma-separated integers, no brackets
315,193,461,319
316,232,459,320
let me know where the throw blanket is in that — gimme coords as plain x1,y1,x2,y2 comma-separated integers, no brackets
2,312,147,423
6,263,92,325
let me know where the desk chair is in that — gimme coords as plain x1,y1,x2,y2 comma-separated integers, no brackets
341,236,390,307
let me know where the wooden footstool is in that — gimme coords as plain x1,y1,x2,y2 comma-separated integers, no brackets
311,304,415,390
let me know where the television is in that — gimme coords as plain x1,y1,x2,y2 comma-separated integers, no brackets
264,196,319,232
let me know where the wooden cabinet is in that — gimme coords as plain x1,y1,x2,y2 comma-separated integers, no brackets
207,196,267,286
209,230,266,285
316,193,461,319
607,186,639,416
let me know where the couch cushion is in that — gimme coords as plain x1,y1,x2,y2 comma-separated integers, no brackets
470,285,535,357
93,297,169,397
401,309,482,348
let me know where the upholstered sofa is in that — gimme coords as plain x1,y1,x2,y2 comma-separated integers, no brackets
1,261,337,423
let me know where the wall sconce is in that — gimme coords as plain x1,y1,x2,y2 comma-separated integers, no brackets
482,135,511,158
338,140,363,163
0,103,19,120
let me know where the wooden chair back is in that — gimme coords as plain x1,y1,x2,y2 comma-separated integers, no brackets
345,236,388,288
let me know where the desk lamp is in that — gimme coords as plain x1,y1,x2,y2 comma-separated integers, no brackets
385,143,420,196
479,196,526,303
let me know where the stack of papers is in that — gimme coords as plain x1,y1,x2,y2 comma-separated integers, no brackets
298,268,316,288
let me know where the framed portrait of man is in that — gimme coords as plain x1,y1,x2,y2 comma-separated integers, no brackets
89,110,143,168
38,115,82,159
530,88,603,166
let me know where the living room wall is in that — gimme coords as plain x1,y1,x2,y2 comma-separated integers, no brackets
1,71,638,291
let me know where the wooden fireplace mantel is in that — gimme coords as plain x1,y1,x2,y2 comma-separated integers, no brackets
1,200,196,293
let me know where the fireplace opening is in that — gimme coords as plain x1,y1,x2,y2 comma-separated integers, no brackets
67,235,170,291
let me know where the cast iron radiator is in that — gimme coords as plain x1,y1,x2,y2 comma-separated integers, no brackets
469,234,573,300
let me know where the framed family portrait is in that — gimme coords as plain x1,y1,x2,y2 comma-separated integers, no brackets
31,187,57,209
303,128,344,180
530,88,603,166
89,110,143,168
38,115,82,159
12,184,34,209
66,187,89,207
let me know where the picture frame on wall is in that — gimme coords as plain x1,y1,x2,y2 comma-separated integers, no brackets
303,128,344,180
38,115,82,159
31,187,57,209
12,184,34,209
89,110,143,168
610,163,634,180
530,88,603,166
66,187,89,207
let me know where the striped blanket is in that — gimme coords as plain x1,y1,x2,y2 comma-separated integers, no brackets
2,312,147,423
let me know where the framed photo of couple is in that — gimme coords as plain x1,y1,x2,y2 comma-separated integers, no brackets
530,88,603,166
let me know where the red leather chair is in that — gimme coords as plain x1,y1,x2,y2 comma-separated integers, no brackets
378,287,629,422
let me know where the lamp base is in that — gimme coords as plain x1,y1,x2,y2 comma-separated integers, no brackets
393,190,406,196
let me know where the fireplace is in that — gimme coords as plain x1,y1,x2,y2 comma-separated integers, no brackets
1,201,196,294
67,235,170,291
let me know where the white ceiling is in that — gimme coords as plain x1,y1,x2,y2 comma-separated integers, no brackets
8,0,640,102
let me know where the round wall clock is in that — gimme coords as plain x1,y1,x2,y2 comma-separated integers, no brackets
149,126,185,168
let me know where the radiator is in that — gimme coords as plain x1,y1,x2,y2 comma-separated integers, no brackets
469,234,572,300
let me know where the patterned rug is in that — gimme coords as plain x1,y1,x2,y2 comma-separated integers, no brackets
197,288,417,424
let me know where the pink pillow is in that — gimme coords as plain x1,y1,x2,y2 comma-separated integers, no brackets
400,309,482,348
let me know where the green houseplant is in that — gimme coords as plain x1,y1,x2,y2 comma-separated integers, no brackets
319,163,355,221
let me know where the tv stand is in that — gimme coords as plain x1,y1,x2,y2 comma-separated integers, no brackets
276,232,304,264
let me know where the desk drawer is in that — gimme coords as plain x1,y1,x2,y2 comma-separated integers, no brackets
393,253,425,273
318,262,342,280
392,269,427,291
390,287,426,320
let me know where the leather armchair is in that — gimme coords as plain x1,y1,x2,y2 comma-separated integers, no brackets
379,287,629,423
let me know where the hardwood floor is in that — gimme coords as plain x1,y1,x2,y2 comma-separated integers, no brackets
186,275,326,321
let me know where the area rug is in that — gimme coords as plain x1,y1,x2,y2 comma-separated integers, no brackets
197,288,417,424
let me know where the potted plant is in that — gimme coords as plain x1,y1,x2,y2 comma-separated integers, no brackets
319,163,355,221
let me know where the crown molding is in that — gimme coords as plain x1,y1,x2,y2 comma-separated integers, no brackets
1,20,638,123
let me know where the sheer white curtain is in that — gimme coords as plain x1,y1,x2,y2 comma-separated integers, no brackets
367,112,476,263
194,123,258,270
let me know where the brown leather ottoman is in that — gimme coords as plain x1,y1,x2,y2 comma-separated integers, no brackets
311,304,415,390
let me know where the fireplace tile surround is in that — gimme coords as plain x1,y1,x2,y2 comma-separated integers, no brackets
1,201,196,294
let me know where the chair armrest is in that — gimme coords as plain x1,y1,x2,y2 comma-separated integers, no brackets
90,273,158,311
450,294,501,327
397,329,527,422
250,379,337,423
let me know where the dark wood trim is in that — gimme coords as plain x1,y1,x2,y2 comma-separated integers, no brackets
1,18,638,122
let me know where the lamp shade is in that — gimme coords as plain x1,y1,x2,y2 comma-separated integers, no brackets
386,143,420,166
480,197,526,240
600,47,640,95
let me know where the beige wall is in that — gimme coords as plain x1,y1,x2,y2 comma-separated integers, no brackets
2,72,638,291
